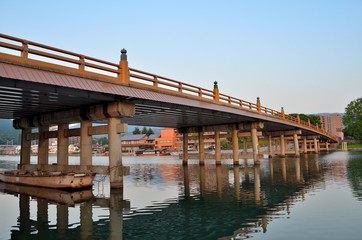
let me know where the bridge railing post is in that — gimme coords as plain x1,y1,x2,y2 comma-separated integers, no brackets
257,97,261,112
213,81,219,102
21,41,29,62
281,107,285,119
79,56,85,72
119,48,130,83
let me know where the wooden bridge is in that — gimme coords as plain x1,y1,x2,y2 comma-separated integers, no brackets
0,33,338,189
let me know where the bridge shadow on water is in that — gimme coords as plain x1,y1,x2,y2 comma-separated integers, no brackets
2,153,358,240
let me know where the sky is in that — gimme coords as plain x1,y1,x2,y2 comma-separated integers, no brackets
1,0,361,114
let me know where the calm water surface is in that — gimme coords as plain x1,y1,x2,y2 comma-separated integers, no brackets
0,151,362,239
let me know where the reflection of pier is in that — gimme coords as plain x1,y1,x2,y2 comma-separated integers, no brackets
0,155,324,239
0,182,129,239
123,156,323,239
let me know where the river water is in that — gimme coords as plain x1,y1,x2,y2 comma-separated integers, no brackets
0,151,362,239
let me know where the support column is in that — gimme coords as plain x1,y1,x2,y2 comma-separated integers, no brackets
215,131,221,165
57,123,69,168
109,117,122,189
326,141,329,152
314,138,319,154
38,126,49,165
20,128,31,168
232,128,239,165
243,137,247,154
251,127,259,161
198,131,205,165
80,120,92,170
302,137,307,154
280,135,285,157
293,133,300,157
182,133,188,165
268,135,273,158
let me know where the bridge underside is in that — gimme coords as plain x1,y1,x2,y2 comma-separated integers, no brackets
0,61,330,140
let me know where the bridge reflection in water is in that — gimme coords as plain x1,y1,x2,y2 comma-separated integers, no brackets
1,155,325,239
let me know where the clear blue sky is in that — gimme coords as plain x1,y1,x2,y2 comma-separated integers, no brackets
1,0,361,114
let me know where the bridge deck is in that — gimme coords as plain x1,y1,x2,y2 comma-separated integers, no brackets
0,33,338,142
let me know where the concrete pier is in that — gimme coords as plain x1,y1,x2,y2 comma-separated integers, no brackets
14,101,135,190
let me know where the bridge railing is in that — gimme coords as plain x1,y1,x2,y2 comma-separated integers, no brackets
0,33,338,142
0,33,121,80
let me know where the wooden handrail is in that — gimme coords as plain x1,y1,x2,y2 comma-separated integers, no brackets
0,33,339,142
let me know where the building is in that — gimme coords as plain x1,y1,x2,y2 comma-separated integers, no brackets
121,133,150,152
176,131,228,150
155,128,178,150
319,113,344,140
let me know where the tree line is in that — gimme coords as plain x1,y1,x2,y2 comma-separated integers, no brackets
343,97,362,142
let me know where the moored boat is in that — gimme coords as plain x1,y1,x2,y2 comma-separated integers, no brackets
0,170,96,189
135,148,171,156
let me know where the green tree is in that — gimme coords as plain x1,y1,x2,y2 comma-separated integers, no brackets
141,126,148,134
146,128,154,137
133,127,141,134
290,113,321,126
343,97,362,141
